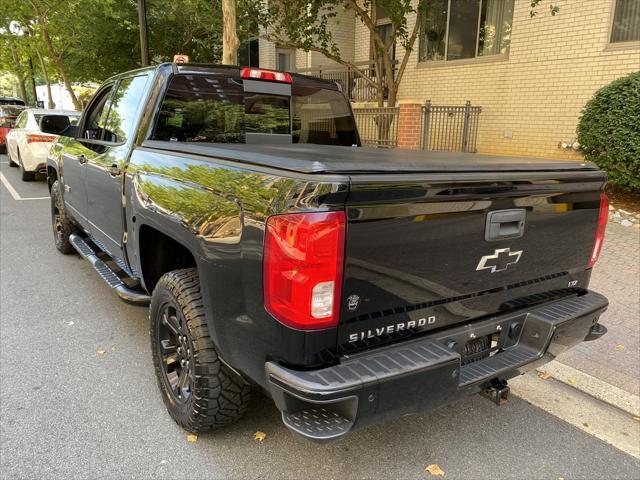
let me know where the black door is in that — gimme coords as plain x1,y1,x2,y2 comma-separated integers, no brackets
61,85,114,228
85,74,150,260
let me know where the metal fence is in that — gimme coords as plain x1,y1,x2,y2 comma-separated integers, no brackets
352,107,399,148
296,61,397,103
421,101,481,153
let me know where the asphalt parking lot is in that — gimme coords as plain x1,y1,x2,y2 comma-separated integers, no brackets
1,155,639,479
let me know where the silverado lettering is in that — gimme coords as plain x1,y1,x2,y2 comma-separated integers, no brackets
42,63,609,442
348,316,436,342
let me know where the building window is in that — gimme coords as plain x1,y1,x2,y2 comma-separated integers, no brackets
238,38,260,67
610,0,640,43
419,0,514,63
276,48,295,71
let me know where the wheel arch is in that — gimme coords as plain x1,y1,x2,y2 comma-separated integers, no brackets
137,223,198,294
47,165,58,192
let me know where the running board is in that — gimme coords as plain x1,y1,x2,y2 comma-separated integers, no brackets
69,233,150,306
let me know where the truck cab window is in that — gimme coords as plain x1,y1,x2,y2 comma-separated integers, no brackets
152,74,245,143
103,75,150,143
82,86,113,141
151,73,358,146
291,85,358,146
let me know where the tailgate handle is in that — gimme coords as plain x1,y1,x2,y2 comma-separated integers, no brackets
485,209,526,241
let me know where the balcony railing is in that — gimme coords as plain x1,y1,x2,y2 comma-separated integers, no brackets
296,60,397,103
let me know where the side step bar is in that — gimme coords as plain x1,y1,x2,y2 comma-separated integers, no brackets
69,233,150,306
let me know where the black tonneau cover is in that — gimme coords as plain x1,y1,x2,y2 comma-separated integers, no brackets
141,140,599,174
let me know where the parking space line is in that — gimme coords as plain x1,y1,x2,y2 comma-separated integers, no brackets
0,172,49,201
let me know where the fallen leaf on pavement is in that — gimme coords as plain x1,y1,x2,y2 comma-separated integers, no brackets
537,371,550,380
425,464,445,477
65,321,74,326
614,344,625,351
633,416,640,422
566,377,577,385
187,434,198,442
254,431,267,442
96,349,106,355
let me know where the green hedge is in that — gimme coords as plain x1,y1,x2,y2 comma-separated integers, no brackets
577,71,640,192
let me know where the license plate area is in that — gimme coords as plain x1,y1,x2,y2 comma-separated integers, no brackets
461,333,501,365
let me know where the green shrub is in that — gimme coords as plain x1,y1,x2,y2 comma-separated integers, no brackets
577,71,640,192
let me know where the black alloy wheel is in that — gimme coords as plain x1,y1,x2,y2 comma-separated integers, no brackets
157,304,194,403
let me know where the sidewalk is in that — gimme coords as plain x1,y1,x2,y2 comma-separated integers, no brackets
556,221,640,397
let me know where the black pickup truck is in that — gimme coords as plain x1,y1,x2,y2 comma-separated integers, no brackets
42,63,609,441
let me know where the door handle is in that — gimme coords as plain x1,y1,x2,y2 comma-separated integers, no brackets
106,164,122,177
485,209,526,241
78,154,88,164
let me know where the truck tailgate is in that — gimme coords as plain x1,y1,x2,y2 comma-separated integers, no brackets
339,170,606,349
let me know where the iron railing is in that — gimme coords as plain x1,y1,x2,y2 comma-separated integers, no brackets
352,107,399,148
297,61,397,103
421,100,481,153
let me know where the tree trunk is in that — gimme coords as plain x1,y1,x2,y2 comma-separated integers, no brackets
222,0,239,65
27,58,38,106
9,40,28,104
36,49,55,109
39,18,81,110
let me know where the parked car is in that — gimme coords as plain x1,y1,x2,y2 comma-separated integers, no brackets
42,64,609,442
6,108,80,181
0,105,25,154
0,96,26,106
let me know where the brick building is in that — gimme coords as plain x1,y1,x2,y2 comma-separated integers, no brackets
256,0,640,159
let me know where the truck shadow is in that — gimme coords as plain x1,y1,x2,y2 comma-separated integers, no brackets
189,387,638,479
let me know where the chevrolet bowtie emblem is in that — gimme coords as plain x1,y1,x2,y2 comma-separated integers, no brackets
476,248,523,273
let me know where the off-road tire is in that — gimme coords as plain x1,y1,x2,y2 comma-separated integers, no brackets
50,180,75,254
150,268,251,433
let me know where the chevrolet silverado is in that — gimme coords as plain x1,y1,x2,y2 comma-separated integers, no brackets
41,63,609,441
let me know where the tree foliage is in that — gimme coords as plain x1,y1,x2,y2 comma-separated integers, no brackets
577,71,640,192
0,0,240,102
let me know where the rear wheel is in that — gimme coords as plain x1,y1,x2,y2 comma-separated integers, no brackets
7,146,17,167
150,268,251,433
18,151,35,181
50,180,75,254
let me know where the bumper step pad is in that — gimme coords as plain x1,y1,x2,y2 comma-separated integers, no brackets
69,233,150,305
282,407,353,440
459,346,537,386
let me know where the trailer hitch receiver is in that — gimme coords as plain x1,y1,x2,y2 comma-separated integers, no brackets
481,379,510,406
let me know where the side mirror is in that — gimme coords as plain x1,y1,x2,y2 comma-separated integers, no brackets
39,114,73,137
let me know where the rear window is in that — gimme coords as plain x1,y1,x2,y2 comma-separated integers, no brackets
152,73,357,146
0,107,24,116
0,99,25,106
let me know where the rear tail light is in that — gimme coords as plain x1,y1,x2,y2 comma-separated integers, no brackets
588,192,609,268
26,133,56,144
263,211,345,330
241,68,292,84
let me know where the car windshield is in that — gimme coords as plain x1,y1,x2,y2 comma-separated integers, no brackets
152,73,358,146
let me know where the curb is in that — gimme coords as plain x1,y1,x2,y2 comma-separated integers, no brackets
536,361,640,417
